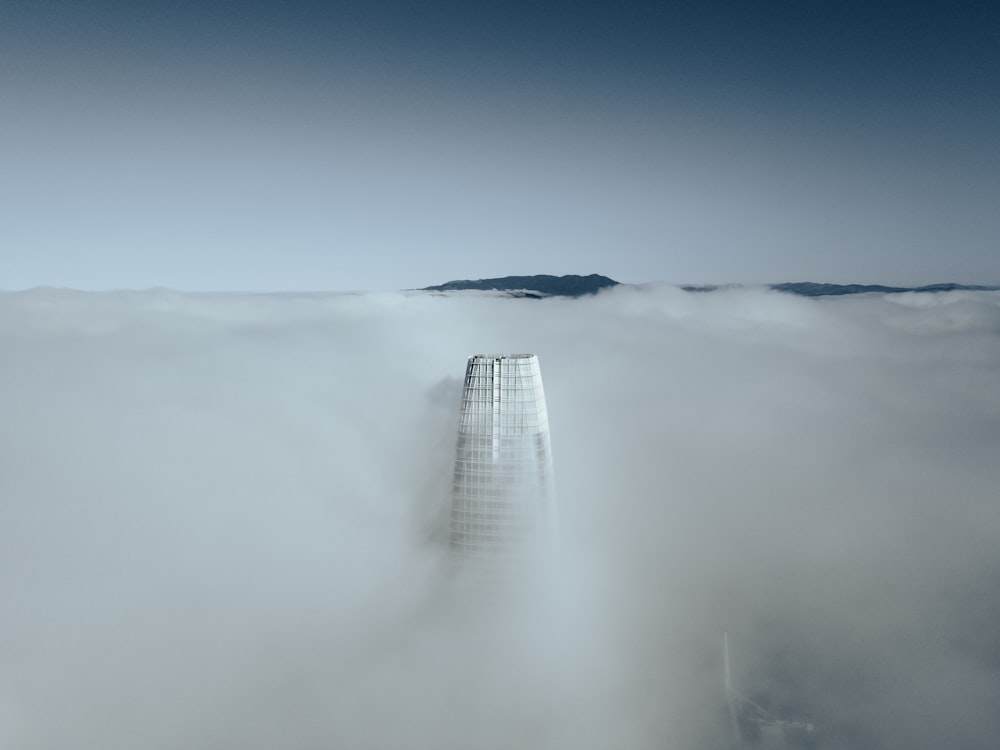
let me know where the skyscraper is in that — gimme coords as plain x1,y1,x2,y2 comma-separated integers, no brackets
449,354,556,587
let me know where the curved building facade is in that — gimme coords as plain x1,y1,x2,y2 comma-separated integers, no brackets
449,354,556,585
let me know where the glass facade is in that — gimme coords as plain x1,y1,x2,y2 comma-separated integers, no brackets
449,354,556,585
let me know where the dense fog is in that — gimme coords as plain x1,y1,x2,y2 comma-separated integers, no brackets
2,285,999,749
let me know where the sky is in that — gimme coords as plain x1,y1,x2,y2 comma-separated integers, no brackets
2,285,1000,749
1,0,997,290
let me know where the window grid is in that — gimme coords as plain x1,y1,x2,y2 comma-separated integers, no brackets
449,354,556,582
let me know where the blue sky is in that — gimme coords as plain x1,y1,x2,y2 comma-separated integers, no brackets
1,1,997,290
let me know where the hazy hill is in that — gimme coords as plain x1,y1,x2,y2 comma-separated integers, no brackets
768,282,1000,296
421,274,619,297
687,282,1000,296
420,275,997,299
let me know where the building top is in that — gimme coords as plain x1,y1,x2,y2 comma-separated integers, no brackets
469,353,535,361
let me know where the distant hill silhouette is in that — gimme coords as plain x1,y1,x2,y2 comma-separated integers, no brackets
420,275,997,299
681,282,999,297
422,274,619,297
769,282,1000,297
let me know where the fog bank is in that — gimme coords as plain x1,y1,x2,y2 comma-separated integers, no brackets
2,285,998,749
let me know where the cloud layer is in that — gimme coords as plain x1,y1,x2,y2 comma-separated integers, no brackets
2,285,999,749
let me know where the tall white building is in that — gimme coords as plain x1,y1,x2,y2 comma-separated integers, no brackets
449,354,556,586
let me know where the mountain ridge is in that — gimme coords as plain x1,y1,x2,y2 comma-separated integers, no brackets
420,275,999,298
421,274,619,297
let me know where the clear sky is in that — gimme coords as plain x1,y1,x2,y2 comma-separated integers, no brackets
1,0,997,291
